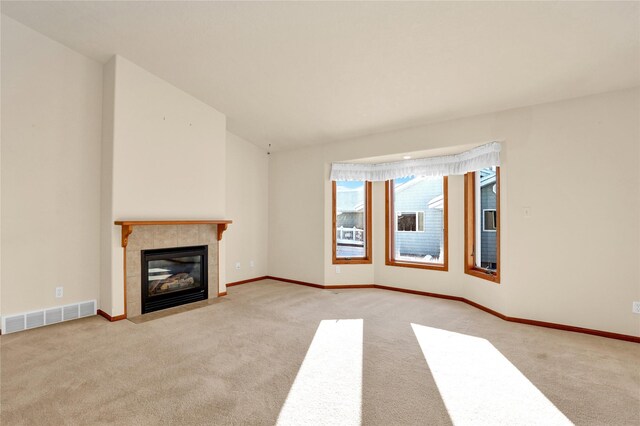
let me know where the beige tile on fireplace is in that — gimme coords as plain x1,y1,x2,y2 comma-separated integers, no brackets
177,225,200,247
126,249,141,278
127,275,142,317
128,227,154,251
153,225,178,248
208,246,219,296
208,248,218,271
199,224,218,245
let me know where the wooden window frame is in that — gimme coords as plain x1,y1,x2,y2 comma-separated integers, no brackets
385,177,448,271
464,167,500,283
332,181,372,264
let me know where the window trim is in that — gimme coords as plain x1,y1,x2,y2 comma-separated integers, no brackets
332,181,372,264
385,177,448,271
464,167,500,283
396,211,426,233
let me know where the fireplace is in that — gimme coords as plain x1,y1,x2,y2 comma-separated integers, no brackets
141,245,208,313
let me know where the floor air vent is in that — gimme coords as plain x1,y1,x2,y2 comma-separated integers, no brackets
79,301,95,318
63,304,79,321
26,311,45,329
2,300,96,334
5,315,26,334
45,307,63,325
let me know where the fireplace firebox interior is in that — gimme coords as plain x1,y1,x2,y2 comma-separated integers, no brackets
141,245,208,313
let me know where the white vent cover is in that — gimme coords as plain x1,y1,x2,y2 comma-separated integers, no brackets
26,311,45,329
45,308,63,325
79,301,95,318
5,315,26,334
2,300,96,335
63,304,79,321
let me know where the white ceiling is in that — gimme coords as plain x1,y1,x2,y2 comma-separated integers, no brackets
2,1,639,152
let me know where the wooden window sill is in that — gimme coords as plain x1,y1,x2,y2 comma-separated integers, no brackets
333,258,372,265
386,260,448,271
465,267,500,283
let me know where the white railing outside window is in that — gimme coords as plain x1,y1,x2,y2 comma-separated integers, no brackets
337,226,365,246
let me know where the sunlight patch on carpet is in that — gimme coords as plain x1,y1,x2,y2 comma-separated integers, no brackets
411,323,573,426
277,319,363,426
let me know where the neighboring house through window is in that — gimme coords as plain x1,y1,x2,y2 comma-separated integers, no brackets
385,176,448,270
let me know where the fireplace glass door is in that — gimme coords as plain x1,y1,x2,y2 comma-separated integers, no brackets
141,245,208,313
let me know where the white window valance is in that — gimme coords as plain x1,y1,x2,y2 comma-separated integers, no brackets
330,142,501,182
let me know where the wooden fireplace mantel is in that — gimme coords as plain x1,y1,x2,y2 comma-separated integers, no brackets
114,220,232,248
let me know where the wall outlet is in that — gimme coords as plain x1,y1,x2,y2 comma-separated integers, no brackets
235,262,241,270
250,260,255,268
633,301,640,314
335,266,341,274
55,287,63,298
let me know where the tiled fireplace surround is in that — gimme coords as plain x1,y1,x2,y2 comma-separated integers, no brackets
120,223,227,318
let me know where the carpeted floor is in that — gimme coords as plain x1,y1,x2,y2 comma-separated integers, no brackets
1,279,638,425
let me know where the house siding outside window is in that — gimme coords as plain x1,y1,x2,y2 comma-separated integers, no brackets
394,178,443,259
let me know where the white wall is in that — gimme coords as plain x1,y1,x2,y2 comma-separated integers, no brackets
269,145,326,284
100,57,116,319
1,16,103,315
225,131,269,284
101,55,227,316
268,88,640,336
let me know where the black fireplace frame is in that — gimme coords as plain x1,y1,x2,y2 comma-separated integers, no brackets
141,245,208,314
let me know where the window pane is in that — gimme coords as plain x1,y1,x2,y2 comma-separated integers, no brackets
336,181,366,258
475,168,497,270
393,176,444,264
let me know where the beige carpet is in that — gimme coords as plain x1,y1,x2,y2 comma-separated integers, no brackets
1,279,638,425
